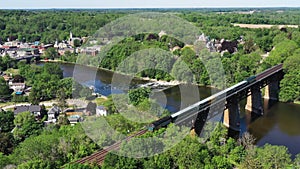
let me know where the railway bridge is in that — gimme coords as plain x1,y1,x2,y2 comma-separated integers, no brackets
190,64,284,135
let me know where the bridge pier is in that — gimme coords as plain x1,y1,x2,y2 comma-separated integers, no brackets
264,81,280,101
223,98,240,131
245,87,263,115
194,109,209,137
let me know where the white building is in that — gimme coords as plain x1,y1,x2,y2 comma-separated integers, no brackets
96,106,107,116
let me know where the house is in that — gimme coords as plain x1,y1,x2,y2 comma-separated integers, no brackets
29,105,42,117
96,106,107,116
14,105,28,116
17,48,39,57
80,47,99,56
216,40,238,54
68,32,82,47
8,75,26,93
9,81,25,93
47,106,60,121
14,105,41,118
58,48,74,56
4,47,18,57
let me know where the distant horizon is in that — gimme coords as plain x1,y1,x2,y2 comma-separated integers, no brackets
2,7,300,10
2,0,300,9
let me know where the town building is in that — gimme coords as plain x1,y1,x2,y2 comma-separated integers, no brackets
96,106,107,116
47,106,61,122
14,105,41,118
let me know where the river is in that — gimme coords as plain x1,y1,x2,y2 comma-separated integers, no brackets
40,62,300,156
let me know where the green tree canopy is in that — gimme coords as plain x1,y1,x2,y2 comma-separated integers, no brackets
128,87,151,106
0,110,14,132
13,111,43,142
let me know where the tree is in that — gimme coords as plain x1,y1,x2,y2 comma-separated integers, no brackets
0,77,11,98
44,47,59,60
17,160,54,169
1,54,13,70
28,88,41,105
256,144,292,169
294,154,300,168
12,124,98,167
13,111,43,142
0,153,13,169
169,136,209,168
0,110,14,132
102,152,140,169
279,50,300,102
128,87,151,106
57,114,70,126
143,154,173,169
57,88,68,112
263,40,298,69
73,39,81,47
43,63,63,79
86,102,97,115
64,163,100,169
79,87,93,98
0,132,15,155
243,38,257,54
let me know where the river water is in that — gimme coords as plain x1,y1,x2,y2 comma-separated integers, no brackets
42,62,300,156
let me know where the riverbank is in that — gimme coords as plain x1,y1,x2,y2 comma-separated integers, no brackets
39,59,220,90
40,59,182,87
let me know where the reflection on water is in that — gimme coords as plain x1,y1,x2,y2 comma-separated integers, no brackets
244,102,300,157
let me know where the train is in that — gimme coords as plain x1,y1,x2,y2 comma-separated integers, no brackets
147,75,256,131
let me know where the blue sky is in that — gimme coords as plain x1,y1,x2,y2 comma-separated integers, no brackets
2,0,300,9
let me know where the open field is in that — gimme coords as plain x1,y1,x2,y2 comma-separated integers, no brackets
233,23,299,29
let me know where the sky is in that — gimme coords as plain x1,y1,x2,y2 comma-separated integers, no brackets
2,0,300,9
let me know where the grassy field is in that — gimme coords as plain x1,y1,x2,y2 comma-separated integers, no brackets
233,23,299,29
0,102,15,108
94,97,108,106
5,68,19,75
294,101,300,105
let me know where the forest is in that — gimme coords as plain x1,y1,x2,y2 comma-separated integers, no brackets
0,8,300,168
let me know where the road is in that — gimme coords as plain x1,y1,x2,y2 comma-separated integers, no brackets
1,99,88,111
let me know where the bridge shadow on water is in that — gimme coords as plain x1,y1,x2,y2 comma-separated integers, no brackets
230,98,279,139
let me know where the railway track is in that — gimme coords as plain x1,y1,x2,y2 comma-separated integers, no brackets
75,129,147,165
256,64,282,81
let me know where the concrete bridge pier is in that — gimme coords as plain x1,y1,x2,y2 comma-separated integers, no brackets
223,98,240,131
245,87,263,115
264,81,280,101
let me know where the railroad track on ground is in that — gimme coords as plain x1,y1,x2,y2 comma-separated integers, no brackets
75,129,147,165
